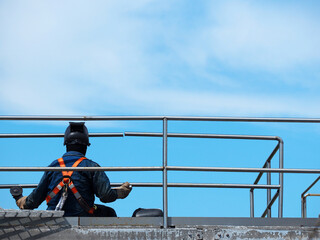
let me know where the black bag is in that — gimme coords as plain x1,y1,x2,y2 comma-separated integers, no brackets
132,208,163,217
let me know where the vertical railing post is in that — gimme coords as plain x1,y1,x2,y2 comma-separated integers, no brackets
250,189,254,217
301,196,306,218
267,160,271,218
163,117,168,228
278,139,284,218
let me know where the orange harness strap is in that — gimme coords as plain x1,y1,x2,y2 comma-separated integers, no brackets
58,157,85,178
46,157,95,214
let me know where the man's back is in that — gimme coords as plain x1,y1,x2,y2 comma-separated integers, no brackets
16,122,130,217
25,151,117,216
47,151,95,216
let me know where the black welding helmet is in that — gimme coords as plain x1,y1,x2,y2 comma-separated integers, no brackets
64,122,91,146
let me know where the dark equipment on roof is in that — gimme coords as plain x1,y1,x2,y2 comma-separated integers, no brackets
132,208,163,217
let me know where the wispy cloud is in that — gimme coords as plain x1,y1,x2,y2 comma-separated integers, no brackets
0,1,319,116
204,1,320,72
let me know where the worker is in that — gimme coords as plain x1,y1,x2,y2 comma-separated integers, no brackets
15,122,132,217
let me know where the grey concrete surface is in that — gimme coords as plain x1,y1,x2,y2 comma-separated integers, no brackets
0,212,319,240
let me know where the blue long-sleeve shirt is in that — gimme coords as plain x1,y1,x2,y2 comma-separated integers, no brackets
24,151,118,216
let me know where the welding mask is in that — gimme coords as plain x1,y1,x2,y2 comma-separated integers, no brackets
64,122,90,146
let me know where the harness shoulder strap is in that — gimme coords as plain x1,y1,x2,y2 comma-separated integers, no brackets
46,156,95,214
58,157,86,177
46,157,87,203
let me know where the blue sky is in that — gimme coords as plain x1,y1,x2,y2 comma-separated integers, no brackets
0,0,320,218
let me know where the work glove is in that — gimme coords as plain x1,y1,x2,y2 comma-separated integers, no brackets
114,182,132,199
16,196,27,209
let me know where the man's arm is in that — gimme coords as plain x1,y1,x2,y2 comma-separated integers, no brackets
113,182,132,199
92,167,118,203
18,172,50,209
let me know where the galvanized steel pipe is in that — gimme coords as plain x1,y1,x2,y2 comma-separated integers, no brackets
162,118,168,228
0,133,124,138
2,115,320,123
0,166,319,173
0,166,163,172
125,132,281,141
0,183,280,189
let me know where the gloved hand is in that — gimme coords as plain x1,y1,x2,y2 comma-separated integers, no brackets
114,182,132,199
16,196,27,209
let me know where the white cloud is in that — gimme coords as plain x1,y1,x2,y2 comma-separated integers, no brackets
0,1,319,117
187,1,320,72
89,86,319,117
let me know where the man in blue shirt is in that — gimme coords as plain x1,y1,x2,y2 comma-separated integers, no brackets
16,122,132,217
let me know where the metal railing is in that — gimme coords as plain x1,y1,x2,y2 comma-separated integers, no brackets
0,115,320,228
124,131,283,218
301,176,320,218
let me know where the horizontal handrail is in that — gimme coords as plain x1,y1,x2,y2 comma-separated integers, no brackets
1,115,320,123
0,116,164,121
304,193,320,198
0,183,163,188
167,183,280,189
166,166,320,174
0,133,124,138
167,116,320,123
125,132,281,141
0,166,319,173
0,167,163,172
0,183,281,189
0,132,281,141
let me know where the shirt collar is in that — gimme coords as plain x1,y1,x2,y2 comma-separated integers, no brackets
63,151,85,157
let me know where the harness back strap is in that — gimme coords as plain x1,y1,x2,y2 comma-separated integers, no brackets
46,157,95,214
58,157,84,179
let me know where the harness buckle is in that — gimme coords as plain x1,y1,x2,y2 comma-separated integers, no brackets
62,176,71,184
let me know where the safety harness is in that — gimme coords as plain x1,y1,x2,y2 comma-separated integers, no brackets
46,157,95,214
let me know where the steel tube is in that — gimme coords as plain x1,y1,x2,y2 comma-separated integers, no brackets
1,166,320,173
2,115,320,123
166,116,320,123
125,132,280,141
267,160,271,218
253,144,279,185
304,193,320,197
0,184,38,189
0,183,163,189
302,197,306,218
261,190,279,218
301,193,320,218
301,176,320,217
0,166,163,172
279,140,284,218
250,190,254,217
0,133,124,138
160,183,280,189
0,183,162,189
301,176,320,197
0,116,164,121
163,118,168,228
166,166,320,174
0,183,280,189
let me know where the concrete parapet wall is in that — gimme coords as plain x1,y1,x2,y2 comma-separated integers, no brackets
0,211,319,240
1,224,320,239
